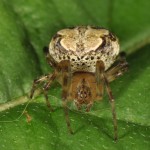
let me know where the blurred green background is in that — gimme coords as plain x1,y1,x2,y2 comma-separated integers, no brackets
0,0,150,150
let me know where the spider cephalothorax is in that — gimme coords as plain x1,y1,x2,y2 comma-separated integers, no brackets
30,26,128,141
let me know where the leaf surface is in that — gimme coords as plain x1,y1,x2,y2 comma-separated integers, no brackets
0,0,150,149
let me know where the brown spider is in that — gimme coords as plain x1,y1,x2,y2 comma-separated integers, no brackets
30,26,128,141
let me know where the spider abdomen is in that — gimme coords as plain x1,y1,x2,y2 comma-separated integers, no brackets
49,26,120,72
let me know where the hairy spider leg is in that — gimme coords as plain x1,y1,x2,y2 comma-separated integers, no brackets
58,60,73,134
30,47,60,111
95,60,104,100
30,73,56,111
96,60,118,141
106,56,128,82
42,71,58,111
30,74,52,99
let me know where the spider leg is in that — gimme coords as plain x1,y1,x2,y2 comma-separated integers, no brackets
96,60,118,141
30,47,59,111
30,46,57,99
30,72,57,112
95,60,104,100
59,60,73,134
104,74,118,141
106,56,128,82
30,74,52,99
42,71,58,111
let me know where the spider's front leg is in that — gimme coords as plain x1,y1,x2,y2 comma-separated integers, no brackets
30,47,58,111
58,60,73,134
42,71,58,111
95,59,104,100
30,72,57,112
106,52,128,82
96,60,118,141
30,74,52,99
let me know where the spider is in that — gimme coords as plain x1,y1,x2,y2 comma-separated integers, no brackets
30,26,128,141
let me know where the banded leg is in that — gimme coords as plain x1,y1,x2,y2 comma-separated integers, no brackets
42,71,58,111
106,54,128,82
30,72,57,111
96,60,118,141
30,74,52,99
104,74,118,141
59,60,73,134
95,60,105,100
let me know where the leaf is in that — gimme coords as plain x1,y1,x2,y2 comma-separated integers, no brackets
0,103,150,150
0,0,150,149
0,1,41,103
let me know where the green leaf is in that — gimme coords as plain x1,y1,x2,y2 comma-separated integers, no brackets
0,0,150,149
0,1,41,103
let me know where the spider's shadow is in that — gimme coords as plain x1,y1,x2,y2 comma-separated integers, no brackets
72,110,134,140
